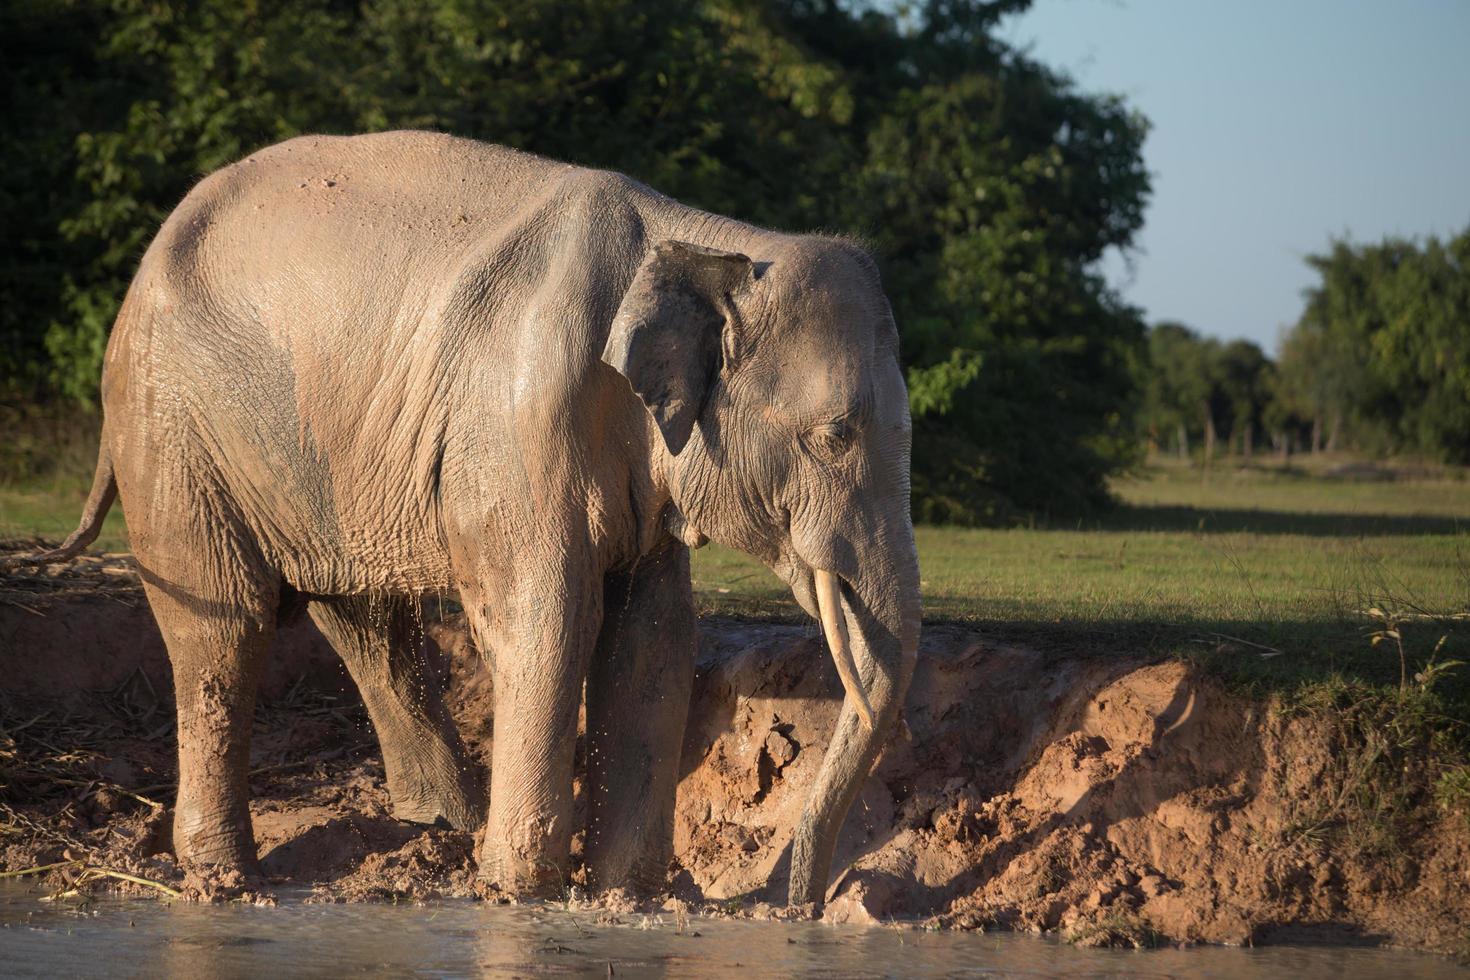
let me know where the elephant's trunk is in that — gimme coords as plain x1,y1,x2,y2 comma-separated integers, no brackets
788,532,920,908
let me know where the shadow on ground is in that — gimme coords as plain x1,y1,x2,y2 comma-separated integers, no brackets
1100,505,1468,538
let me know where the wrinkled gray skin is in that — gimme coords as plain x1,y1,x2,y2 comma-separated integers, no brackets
25,131,921,906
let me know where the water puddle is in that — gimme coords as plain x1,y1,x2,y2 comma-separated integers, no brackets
1,883,1463,978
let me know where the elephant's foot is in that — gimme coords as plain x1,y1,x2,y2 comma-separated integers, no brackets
385,755,485,832
178,858,271,902
172,802,258,868
172,817,268,901
475,838,568,900
584,865,670,898
584,834,673,897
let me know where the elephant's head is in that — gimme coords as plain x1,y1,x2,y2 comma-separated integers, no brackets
602,237,922,907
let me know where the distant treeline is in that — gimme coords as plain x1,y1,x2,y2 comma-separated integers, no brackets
1142,228,1470,466
2,0,1150,523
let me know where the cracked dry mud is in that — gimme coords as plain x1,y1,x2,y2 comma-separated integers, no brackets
3,547,1468,952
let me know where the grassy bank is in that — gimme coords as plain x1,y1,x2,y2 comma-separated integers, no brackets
695,460,1469,621
697,458,1469,695
0,410,129,553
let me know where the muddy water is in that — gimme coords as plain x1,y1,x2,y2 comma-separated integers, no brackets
1,885,1463,979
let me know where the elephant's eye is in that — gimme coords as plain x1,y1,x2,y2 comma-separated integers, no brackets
807,421,855,461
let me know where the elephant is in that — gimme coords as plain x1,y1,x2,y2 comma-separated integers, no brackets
15,130,921,907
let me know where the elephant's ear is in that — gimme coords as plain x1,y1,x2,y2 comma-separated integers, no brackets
602,240,754,456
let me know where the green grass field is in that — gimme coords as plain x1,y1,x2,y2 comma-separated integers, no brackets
0,480,130,554
692,458,1470,697
5,452,1468,697
695,461,1469,618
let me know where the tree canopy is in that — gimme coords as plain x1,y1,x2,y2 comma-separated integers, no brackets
1279,231,1470,462
1141,226,1470,466
1,0,1152,521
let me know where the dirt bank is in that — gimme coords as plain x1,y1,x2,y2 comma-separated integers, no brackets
3,547,1468,952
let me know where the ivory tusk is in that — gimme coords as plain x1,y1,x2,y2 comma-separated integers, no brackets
814,569,875,729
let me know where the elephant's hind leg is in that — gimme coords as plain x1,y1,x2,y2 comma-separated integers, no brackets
308,595,485,830
140,573,276,874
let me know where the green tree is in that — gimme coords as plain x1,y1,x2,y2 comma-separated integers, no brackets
1215,339,1270,457
1143,322,1215,460
1276,229,1470,462
2,0,1153,521
852,61,1149,520
1366,231,1470,461
0,0,129,402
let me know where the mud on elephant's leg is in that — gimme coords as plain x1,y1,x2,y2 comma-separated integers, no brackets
584,541,696,893
141,577,276,877
466,566,602,899
308,596,484,830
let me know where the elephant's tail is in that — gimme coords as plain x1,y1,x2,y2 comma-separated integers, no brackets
2,440,117,569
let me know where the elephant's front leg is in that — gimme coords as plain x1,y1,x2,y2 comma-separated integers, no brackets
471,566,602,897
585,540,696,892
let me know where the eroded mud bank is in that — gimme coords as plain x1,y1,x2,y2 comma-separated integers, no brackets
2,551,1467,951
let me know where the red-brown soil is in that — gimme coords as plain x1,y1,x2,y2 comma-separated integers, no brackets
2,547,1468,951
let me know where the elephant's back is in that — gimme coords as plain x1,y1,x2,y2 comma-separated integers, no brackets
105,133,586,594
116,130,584,441
145,132,568,334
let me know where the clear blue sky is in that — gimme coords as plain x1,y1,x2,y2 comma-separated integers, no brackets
998,0,1470,352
